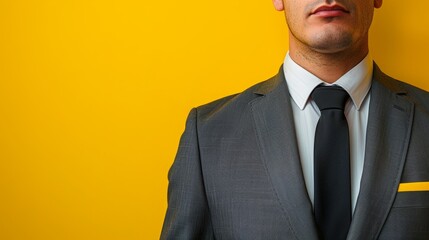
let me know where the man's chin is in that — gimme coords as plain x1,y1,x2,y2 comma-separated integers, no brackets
307,33,353,54
309,45,351,54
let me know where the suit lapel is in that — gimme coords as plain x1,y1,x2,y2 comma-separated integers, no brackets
347,65,414,240
251,68,319,240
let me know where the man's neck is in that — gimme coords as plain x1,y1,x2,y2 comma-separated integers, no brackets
289,41,369,84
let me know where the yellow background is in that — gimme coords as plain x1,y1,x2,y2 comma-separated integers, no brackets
0,1,428,239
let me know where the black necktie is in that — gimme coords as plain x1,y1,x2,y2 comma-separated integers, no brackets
312,86,351,240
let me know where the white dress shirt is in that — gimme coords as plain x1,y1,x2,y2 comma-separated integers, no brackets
283,53,373,213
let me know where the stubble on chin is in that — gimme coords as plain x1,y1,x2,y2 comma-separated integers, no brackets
306,27,354,54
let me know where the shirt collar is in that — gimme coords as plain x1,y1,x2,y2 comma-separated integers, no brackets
283,52,373,110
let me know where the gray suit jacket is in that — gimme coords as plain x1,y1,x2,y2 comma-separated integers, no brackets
161,64,429,240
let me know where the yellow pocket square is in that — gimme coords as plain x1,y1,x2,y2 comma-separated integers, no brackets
398,182,429,192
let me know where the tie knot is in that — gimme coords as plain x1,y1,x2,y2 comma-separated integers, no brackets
311,86,349,111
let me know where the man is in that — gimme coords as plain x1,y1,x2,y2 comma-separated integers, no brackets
161,0,429,239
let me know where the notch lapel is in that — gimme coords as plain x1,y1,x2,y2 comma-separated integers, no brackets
347,65,414,240
251,68,319,240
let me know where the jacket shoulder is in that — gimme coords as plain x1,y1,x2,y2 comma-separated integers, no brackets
195,74,280,122
374,65,429,113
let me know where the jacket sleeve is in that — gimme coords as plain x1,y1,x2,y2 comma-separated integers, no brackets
160,108,215,240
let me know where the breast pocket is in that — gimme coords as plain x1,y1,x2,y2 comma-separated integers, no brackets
378,192,429,240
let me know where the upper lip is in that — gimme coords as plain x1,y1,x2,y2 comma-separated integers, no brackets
311,4,349,15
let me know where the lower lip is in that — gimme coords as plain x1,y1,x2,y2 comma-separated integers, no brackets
312,10,347,17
